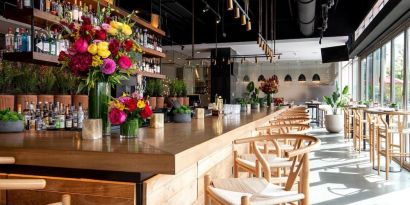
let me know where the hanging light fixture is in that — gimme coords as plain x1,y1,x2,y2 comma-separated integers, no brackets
246,20,251,31
234,6,240,18
312,74,321,82
298,74,306,82
241,14,247,25
284,74,292,82
227,0,233,10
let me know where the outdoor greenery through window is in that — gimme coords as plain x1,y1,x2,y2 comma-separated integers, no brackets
373,49,381,104
393,32,404,107
361,58,367,100
367,54,374,101
382,42,391,105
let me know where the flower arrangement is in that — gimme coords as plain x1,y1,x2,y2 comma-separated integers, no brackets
259,75,279,94
108,94,153,125
58,2,142,91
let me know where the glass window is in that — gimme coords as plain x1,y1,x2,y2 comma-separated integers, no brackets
382,42,391,105
393,32,405,107
353,58,358,101
367,54,374,101
361,58,367,100
373,49,381,104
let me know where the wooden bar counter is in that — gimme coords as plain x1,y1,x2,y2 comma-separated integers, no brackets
0,108,286,205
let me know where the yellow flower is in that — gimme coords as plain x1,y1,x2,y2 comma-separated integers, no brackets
137,100,146,109
121,24,133,36
87,43,98,55
98,49,111,58
97,42,109,51
107,27,118,35
110,21,123,29
112,100,125,111
91,55,103,67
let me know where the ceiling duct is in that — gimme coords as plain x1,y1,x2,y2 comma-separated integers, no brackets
297,0,316,36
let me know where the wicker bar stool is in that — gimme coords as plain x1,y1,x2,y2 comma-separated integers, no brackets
0,157,71,205
205,134,320,205
343,107,353,141
352,109,368,152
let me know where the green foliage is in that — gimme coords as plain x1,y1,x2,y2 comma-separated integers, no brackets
54,67,78,95
169,79,186,97
173,105,192,114
145,80,155,97
153,79,164,97
246,81,255,93
0,61,20,93
323,83,350,115
0,108,23,122
246,81,259,104
37,66,56,94
14,63,39,94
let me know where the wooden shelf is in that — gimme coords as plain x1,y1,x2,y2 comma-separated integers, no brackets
142,47,166,58
3,8,64,28
2,52,60,66
134,70,166,79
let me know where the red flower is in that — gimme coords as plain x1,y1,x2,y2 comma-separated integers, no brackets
124,98,138,112
95,30,107,40
68,52,92,76
108,108,127,125
118,55,132,70
123,39,134,52
80,24,94,41
58,51,69,62
81,16,91,25
140,102,153,119
104,16,112,24
109,39,120,56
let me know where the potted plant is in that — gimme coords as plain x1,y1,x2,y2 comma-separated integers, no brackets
181,82,189,106
0,61,19,111
15,64,39,108
389,103,399,111
173,105,192,123
259,75,279,107
154,79,165,109
108,94,153,138
176,80,185,105
236,98,247,112
37,66,56,104
259,97,267,107
0,108,24,133
323,84,349,133
246,81,260,109
169,79,178,103
145,80,156,109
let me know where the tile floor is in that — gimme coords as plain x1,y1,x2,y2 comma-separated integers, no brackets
310,128,410,205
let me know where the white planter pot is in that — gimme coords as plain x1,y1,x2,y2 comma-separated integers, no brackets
325,114,343,133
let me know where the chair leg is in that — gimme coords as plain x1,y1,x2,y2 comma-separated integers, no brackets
386,134,390,180
241,196,250,205
377,130,381,176
204,175,211,205
233,151,239,178
62,194,71,205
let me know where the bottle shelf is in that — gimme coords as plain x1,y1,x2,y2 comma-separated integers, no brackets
4,8,65,28
141,47,166,58
134,70,166,79
2,52,60,66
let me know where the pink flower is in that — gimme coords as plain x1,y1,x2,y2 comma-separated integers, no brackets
74,38,88,53
109,108,126,125
118,55,132,70
101,58,116,74
118,96,131,104
101,23,111,31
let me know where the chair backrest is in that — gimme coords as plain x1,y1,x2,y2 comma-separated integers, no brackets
270,117,311,125
256,124,311,135
250,134,320,191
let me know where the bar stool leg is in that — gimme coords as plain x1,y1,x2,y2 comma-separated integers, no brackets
204,175,211,205
386,133,390,180
233,151,239,178
377,128,381,176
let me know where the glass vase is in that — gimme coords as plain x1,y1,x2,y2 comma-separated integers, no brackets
120,119,139,138
267,93,272,107
89,82,111,136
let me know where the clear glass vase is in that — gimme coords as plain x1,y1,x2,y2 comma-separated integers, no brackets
88,82,111,136
120,119,139,138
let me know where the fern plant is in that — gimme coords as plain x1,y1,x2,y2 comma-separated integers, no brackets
323,83,349,115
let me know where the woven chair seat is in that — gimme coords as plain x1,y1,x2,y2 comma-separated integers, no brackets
209,178,304,205
237,154,293,169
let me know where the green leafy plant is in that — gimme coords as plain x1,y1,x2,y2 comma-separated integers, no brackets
145,80,155,97
246,81,260,104
14,63,39,94
153,79,164,97
173,105,192,114
169,80,178,97
37,66,56,94
54,67,78,95
389,102,398,108
323,84,349,115
0,61,20,93
0,109,23,122
181,81,187,97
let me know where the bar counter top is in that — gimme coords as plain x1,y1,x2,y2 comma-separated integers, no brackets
0,108,285,174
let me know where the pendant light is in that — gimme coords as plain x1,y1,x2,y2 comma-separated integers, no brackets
312,74,320,82
246,20,251,31
298,74,306,82
284,74,292,82
227,0,233,10
243,75,250,82
234,6,240,18
258,75,265,82
241,14,247,25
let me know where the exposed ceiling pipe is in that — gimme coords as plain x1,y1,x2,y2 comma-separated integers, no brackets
297,0,316,36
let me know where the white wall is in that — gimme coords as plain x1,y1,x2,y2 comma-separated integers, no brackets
234,61,338,104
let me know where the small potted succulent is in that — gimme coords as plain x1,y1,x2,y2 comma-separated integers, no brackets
173,105,192,123
0,109,24,133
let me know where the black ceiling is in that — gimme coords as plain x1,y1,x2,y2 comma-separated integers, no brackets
118,0,377,46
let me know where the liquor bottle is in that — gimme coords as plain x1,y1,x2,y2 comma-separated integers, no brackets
77,103,84,129
46,0,50,12
65,106,73,130
57,0,63,17
17,104,22,114
58,103,65,130
78,1,83,22
23,0,31,8
49,30,57,55
72,105,78,129
66,1,73,21
48,103,56,130
35,102,43,131
88,4,93,23
23,101,30,129
42,102,49,130
40,0,45,11
16,0,23,9
143,29,148,47
83,2,88,18
5,27,14,52
14,28,21,52
21,28,27,52
72,0,78,23
26,29,31,52
29,102,36,131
